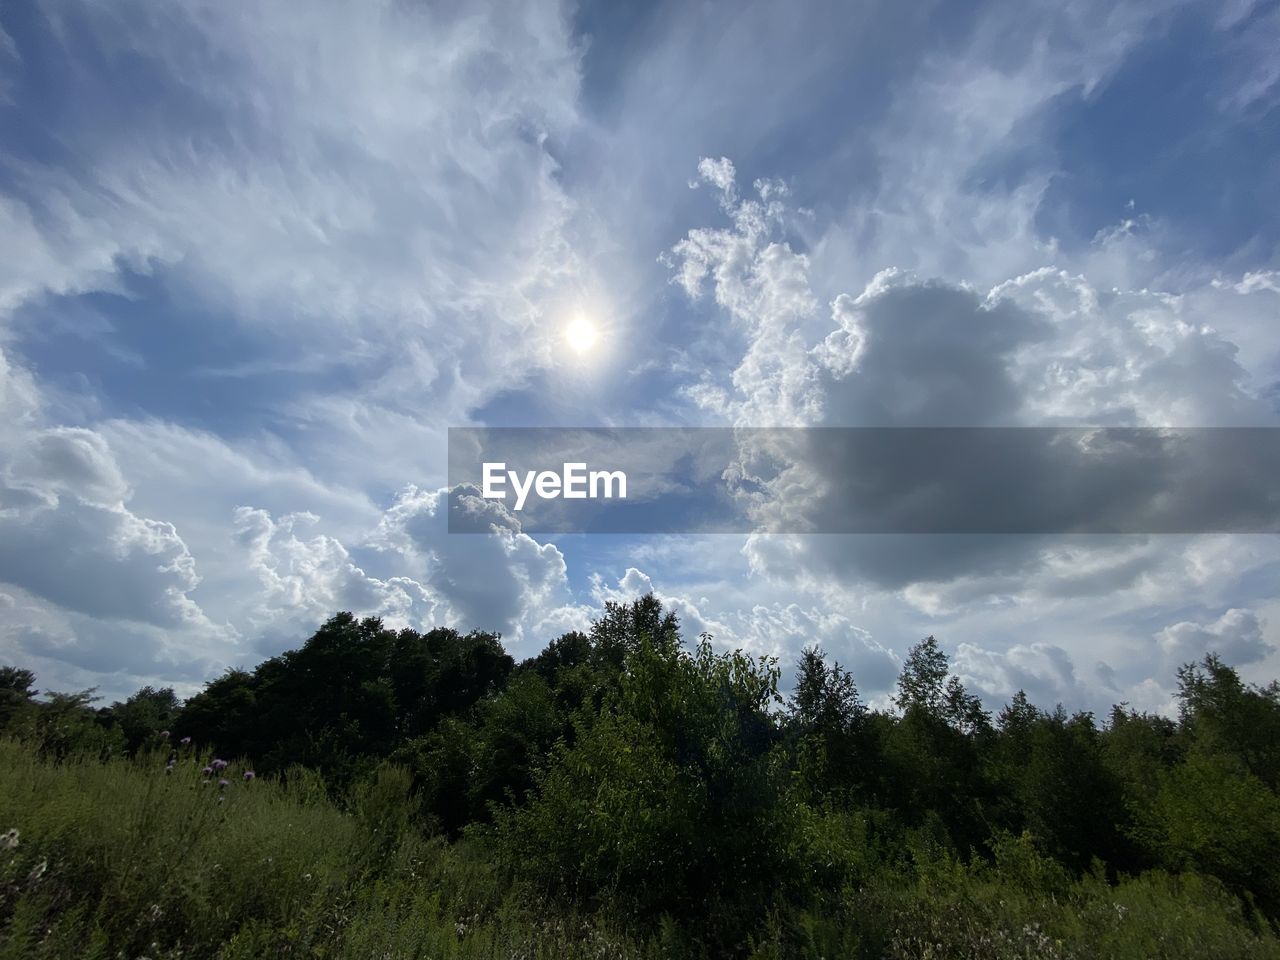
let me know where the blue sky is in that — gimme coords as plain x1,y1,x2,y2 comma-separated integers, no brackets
1,0,1279,712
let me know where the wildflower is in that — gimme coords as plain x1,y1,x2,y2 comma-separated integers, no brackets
179,736,191,747
1,828,18,850
243,770,255,781
158,730,170,739
201,766,213,776
211,759,228,771
218,778,229,788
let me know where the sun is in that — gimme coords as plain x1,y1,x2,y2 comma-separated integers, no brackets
563,314,600,356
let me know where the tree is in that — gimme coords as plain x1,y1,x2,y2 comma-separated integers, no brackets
0,665,37,731
883,637,991,850
789,646,863,734
30,689,123,760
1176,654,1280,790
943,674,992,736
499,615,802,946
178,613,512,786
589,594,681,670
989,704,1126,870
110,685,181,753
894,636,949,716
1136,750,1280,913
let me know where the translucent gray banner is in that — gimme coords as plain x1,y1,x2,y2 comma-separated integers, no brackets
447,427,1280,534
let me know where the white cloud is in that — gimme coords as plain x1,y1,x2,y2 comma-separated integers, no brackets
0,0,594,690
0,417,211,630
3,0,593,429
6,428,130,503
232,505,439,636
1156,607,1272,667
952,641,1085,710
369,485,576,648
662,156,1279,607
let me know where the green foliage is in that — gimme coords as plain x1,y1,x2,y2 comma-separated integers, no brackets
894,634,950,715
1177,654,1280,790
0,668,36,731
497,633,804,947
989,704,1128,870
107,685,180,754
178,614,513,789
13,689,124,762
3,605,1280,957
1136,750,1280,913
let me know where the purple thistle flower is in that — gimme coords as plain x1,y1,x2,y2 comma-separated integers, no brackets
159,730,170,738
211,759,229,771
179,736,191,747
243,771,256,781
202,766,213,776
218,779,229,789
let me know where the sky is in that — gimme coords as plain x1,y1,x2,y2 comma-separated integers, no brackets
1,0,1279,714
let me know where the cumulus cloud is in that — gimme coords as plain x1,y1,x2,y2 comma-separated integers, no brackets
232,506,438,637
953,641,1082,704
1156,608,1272,667
1,0,1277,717
370,485,575,646
0,419,209,629
0,584,231,699
6,428,129,503
670,160,1270,434
664,157,1279,599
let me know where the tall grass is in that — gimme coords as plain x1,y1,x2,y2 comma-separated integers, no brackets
0,739,650,959
2,738,1278,958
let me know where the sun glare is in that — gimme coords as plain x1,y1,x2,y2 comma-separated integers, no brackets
564,314,600,356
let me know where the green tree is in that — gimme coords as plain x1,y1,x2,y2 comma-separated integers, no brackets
109,685,181,753
1136,750,1280,913
894,635,949,716
499,621,803,944
1177,654,1280,790
0,665,37,731
990,702,1126,871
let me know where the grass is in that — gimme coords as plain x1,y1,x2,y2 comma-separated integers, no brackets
1,738,1278,959
0,739,649,959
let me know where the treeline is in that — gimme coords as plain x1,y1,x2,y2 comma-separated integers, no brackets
2,595,1280,955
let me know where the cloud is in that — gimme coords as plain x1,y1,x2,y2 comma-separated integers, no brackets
1156,607,1272,667
0,2,606,691
0,585,231,699
1,0,1277,719
0,421,208,628
369,485,575,646
952,640,1087,711
2,0,592,428
231,506,439,638
664,157,1278,598
6,428,129,503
